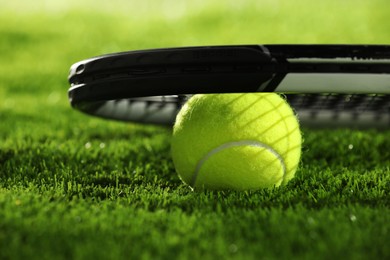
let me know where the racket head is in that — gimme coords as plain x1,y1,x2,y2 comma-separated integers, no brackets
68,45,390,128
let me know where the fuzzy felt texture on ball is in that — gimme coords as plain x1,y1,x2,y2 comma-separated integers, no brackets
171,93,301,190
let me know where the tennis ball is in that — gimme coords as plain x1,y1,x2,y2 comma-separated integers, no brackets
171,93,301,190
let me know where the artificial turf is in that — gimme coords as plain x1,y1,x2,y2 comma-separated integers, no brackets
0,1,389,259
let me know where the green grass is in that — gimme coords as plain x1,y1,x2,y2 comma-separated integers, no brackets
1,0,389,259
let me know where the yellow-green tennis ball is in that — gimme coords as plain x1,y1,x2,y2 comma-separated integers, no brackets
171,93,301,190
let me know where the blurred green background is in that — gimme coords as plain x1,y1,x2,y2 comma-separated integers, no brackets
1,0,389,122
1,0,388,126
1,1,389,259
1,0,389,103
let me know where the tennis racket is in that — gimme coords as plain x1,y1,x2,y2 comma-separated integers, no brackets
68,45,390,128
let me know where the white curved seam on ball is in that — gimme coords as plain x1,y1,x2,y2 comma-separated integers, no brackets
190,140,286,187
